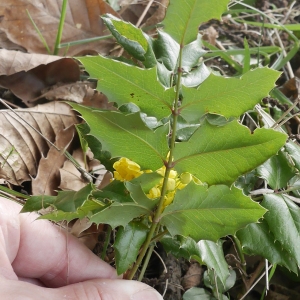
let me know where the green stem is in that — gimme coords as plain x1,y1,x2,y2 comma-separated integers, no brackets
59,35,113,48
128,45,184,281
101,225,112,261
26,9,51,54
232,235,246,274
138,243,155,281
53,0,68,55
260,264,276,300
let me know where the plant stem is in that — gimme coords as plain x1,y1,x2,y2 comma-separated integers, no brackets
260,264,276,300
128,45,184,280
53,0,68,55
26,9,51,54
101,225,112,261
232,235,246,274
138,243,155,281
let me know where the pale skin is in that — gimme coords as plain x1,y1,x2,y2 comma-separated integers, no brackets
0,197,163,300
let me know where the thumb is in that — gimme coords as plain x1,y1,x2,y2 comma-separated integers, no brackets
1,278,163,300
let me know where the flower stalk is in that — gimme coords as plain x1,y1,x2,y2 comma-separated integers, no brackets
128,45,184,280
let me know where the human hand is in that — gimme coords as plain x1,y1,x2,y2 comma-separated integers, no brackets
0,197,163,300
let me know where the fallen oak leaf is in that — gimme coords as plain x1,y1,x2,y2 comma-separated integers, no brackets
0,0,119,56
31,125,75,196
31,81,95,104
0,49,80,105
0,101,79,185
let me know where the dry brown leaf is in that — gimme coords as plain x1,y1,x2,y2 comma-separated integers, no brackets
33,81,94,103
0,0,119,56
82,90,117,110
59,148,89,191
202,26,219,46
0,30,26,51
31,125,75,196
59,148,105,191
141,0,169,30
181,262,203,290
0,49,63,76
0,49,80,105
0,101,78,185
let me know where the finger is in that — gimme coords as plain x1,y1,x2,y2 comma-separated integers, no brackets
0,278,163,300
0,197,118,287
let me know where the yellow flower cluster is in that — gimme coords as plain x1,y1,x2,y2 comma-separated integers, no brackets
113,157,143,181
112,157,193,208
147,166,192,207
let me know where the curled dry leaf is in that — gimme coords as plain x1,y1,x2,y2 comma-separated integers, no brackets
31,125,75,196
0,0,119,56
0,101,78,185
0,49,80,105
32,81,95,104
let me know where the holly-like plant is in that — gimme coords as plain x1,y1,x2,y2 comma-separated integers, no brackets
22,0,300,298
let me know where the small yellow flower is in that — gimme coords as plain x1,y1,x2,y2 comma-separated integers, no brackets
147,186,161,199
113,157,143,181
166,177,176,191
163,190,176,207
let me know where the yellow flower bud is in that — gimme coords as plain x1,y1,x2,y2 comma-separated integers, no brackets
169,169,178,179
180,172,192,184
156,166,166,177
113,157,143,181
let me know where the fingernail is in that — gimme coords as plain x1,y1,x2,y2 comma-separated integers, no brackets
131,288,163,300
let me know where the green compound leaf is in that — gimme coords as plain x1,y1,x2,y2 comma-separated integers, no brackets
154,31,180,71
21,183,94,213
183,287,219,300
38,200,105,222
180,68,280,122
237,220,298,274
115,222,148,275
21,183,103,222
285,140,300,171
71,104,169,171
89,200,153,228
173,120,287,186
182,34,207,70
102,14,156,68
21,195,56,212
77,55,174,120
261,194,300,268
257,150,295,190
125,181,160,209
90,181,158,228
161,182,266,242
179,238,230,287
162,0,229,45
